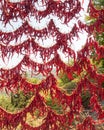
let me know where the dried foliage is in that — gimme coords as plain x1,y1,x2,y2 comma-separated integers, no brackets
0,0,104,129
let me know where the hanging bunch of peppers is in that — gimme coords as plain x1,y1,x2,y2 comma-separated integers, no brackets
0,0,104,129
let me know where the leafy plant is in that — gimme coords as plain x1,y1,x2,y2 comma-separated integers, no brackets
11,91,33,108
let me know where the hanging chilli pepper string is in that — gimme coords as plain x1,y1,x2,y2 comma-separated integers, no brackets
0,19,83,45
0,0,104,129
0,50,103,84
0,0,81,24
0,36,76,64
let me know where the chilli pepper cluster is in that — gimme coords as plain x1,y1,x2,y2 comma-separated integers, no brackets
0,0,104,129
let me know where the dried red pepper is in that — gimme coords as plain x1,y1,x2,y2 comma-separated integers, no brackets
0,0,104,129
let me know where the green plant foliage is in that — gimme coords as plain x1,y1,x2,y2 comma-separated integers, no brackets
58,72,71,86
11,91,33,108
27,77,40,84
81,91,91,109
46,97,63,114
96,32,104,45
0,95,19,112
10,77,40,109
85,15,97,25
63,81,77,94
101,82,104,88
93,0,104,7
